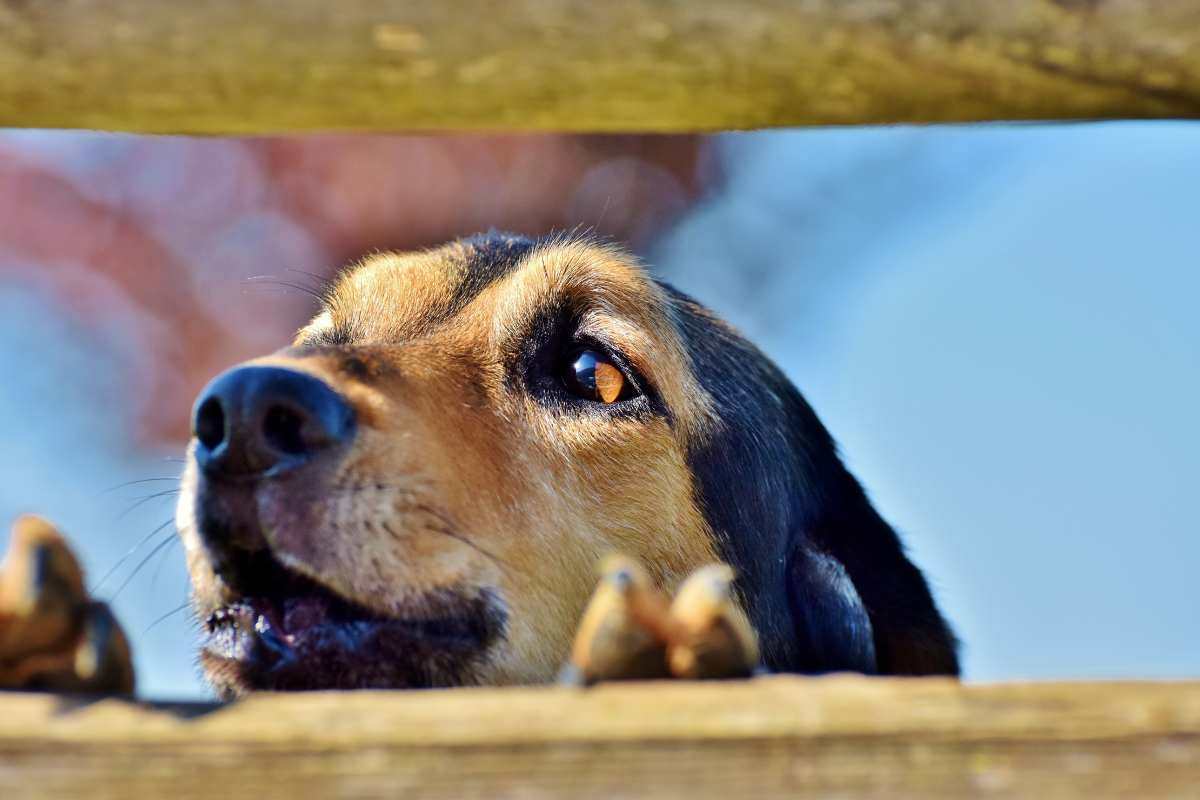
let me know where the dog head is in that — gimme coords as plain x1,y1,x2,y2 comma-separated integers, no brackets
177,233,957,697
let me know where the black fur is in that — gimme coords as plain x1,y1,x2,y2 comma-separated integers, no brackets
444,232,536,320
662,285,959,675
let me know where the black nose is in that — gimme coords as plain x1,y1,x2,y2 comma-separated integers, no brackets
191,366,355,479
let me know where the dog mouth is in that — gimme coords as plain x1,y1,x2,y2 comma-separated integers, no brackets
199,546,506,695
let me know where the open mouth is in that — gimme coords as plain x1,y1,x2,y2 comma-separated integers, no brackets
201,548,506,694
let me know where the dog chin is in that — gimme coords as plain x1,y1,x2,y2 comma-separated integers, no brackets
183,469,507,695
199,580,508,696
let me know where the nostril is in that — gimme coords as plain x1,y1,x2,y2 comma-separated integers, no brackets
262,405,307,456
192,365,354,479
195,397,226,451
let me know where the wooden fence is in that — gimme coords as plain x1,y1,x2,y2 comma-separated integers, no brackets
1,1,1199,133
2,676,1199,798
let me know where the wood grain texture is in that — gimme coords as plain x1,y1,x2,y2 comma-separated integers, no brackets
0,1,1199,133
1,676,1198,798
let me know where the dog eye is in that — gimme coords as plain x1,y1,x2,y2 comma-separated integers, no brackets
564,349,632,404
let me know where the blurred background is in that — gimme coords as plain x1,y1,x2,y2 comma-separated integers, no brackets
0,123,1195,698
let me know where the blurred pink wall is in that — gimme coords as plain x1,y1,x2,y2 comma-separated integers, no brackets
0,134,713,442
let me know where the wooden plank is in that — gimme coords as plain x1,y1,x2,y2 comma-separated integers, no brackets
1,676,1198,798
0,1,1199,134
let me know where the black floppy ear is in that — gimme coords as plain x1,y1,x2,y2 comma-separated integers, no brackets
661,282,959,677
815,478,961,676
786,547,877,674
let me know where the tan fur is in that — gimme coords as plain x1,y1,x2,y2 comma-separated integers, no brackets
178,238,729,687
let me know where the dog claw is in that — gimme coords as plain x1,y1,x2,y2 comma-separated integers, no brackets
667,564,760,681
561,555,675,685
561,556,762,684
4,515,86,616
73,602,135,694
0,516,135,694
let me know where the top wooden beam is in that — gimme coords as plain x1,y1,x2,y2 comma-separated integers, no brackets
1,0,1199,134
2,676,1200,798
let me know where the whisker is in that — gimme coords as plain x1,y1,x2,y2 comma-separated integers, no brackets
142,601,192,636
382,516,510,570
244,276,325,302
285,267,333,290
241,285,326,310
149,535,181,597
110,535,178,602
93,518,175,593
117,489,181,521
242,284,321,301
103,477,180,493
433,524,511,569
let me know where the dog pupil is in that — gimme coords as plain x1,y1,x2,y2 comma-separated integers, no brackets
568,350,624,403
570,351,601,398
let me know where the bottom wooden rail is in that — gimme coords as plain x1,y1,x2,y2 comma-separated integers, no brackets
1,676,1198,799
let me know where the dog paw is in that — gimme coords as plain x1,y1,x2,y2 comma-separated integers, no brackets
666,563,760,680
0,515,135,694
562,556,761,685
560,554,675,685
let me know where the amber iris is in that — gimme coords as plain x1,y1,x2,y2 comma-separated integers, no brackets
566,350,627,403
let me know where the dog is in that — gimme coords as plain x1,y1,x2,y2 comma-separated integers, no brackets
176,232,958,698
